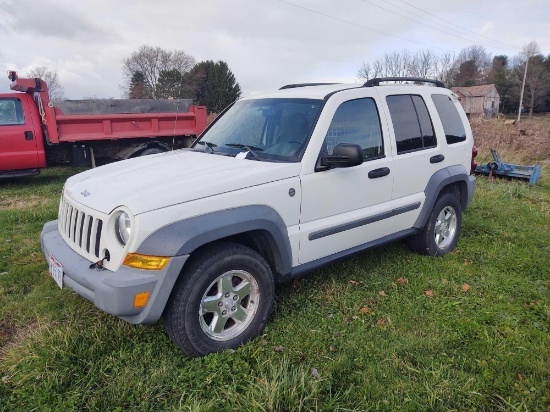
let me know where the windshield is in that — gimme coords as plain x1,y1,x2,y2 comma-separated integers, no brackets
194,98,324,162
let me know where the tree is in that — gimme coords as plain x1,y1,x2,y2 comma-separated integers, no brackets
517,42,550,117
188,61,241,113
523,54,550,116
487,55,514,112
123,45,195,98
24,66,66,101
358,49,457,86
128,71,152,99
155,69,195,99
434,52,458,86
456,45,491,81
453,60,480,87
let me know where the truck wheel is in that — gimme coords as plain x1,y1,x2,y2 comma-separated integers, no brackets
163,242,275,357
140,147,164,156
409,193,462,256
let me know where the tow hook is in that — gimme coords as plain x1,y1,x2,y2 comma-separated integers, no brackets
89,258,107,271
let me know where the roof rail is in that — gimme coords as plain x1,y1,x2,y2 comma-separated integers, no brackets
363,77,446,88
279,83,339,90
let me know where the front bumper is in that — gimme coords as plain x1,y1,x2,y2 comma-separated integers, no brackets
41,220,188,324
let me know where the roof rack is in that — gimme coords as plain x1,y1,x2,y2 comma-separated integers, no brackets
279,83,339,90
363,77,446,88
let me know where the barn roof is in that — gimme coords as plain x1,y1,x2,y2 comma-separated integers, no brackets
451,84,498,97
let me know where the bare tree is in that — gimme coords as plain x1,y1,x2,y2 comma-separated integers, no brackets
357,62,381,80
358,49,455,85
519,42,549,117
456,45,491,82
409,49,437,78
513,41,550,118
122,45,196,98
434,52,457,86
24,66,66,101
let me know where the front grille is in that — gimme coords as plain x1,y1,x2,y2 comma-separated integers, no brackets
58,195,105,261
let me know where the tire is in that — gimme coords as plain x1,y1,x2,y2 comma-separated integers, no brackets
140,147,164,156
409,193,462,256
163,242,275,357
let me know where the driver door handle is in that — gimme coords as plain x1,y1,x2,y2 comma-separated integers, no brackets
368,167,390,179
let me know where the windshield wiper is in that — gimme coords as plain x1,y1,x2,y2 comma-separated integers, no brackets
226,143,263,161
196,141,217,153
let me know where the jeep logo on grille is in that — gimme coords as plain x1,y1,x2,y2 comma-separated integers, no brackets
80,190,91,197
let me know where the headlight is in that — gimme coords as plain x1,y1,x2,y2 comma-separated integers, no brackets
115,211,132,245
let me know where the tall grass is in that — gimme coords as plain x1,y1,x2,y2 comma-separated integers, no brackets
1,165,549,411
471,116,550,164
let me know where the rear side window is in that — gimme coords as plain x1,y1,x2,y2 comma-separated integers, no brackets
431,94,466,144
322,98,383,160
386,95,436,154
0,98,25,125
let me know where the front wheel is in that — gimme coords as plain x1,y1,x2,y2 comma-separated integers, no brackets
163,242,275,357
409,192,462,256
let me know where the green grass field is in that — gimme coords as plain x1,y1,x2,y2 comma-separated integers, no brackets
1,166,549,411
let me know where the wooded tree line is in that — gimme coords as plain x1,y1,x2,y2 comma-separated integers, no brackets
123,45,241,114
358,42,550,115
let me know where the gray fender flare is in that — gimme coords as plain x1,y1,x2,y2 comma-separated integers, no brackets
136,205,293,274
413,165,475,229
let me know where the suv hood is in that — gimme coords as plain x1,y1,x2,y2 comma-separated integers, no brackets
64,150,301,215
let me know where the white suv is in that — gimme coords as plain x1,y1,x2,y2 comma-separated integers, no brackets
41,77,476,357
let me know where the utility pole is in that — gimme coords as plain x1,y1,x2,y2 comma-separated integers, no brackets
517,55,529,122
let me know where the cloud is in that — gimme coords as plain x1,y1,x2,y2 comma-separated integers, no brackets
0,0,117,42
0,0,548,99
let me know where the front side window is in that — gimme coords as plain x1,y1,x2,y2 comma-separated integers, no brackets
0,98,25,126
431,94,467,144
195,98,323,162
386,95,436,154
322,98,383,160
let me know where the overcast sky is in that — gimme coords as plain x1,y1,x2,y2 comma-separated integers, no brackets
1,0,549,99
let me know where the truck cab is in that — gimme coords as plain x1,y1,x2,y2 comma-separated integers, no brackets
0,90,46,176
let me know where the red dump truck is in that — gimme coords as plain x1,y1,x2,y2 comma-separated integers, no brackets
0,71,207,178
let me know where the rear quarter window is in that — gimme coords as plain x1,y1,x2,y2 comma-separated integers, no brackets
386,95,436,154
431,94,466,144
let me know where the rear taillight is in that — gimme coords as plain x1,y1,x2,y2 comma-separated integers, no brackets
471,145,478,175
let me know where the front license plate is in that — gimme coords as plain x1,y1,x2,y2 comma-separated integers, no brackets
49,254,63,289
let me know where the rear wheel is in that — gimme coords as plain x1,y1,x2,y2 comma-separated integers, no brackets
140,147,164,156
163,242,274,357
409,193,462,256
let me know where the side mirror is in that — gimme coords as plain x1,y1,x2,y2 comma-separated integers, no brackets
321,143,363,169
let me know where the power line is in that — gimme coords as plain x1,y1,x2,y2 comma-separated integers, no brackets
383,0,521,51
275,0,449,51
358,0,517,52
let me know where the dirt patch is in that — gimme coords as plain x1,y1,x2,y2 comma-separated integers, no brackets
0,321,40,361
0,195,49,210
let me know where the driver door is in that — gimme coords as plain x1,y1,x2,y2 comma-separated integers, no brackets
299,96,395,265
0,96,40,171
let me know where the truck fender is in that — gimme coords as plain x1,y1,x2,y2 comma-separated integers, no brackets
413,165,475,229
136,205,293,275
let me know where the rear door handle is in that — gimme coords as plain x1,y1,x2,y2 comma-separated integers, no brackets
430,154,445,163
368,167,390,179
24,131,34,141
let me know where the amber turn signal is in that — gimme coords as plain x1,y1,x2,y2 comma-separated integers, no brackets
123,253,169,270
134,291,151,308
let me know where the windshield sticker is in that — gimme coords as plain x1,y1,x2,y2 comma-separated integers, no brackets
235,151,248,160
